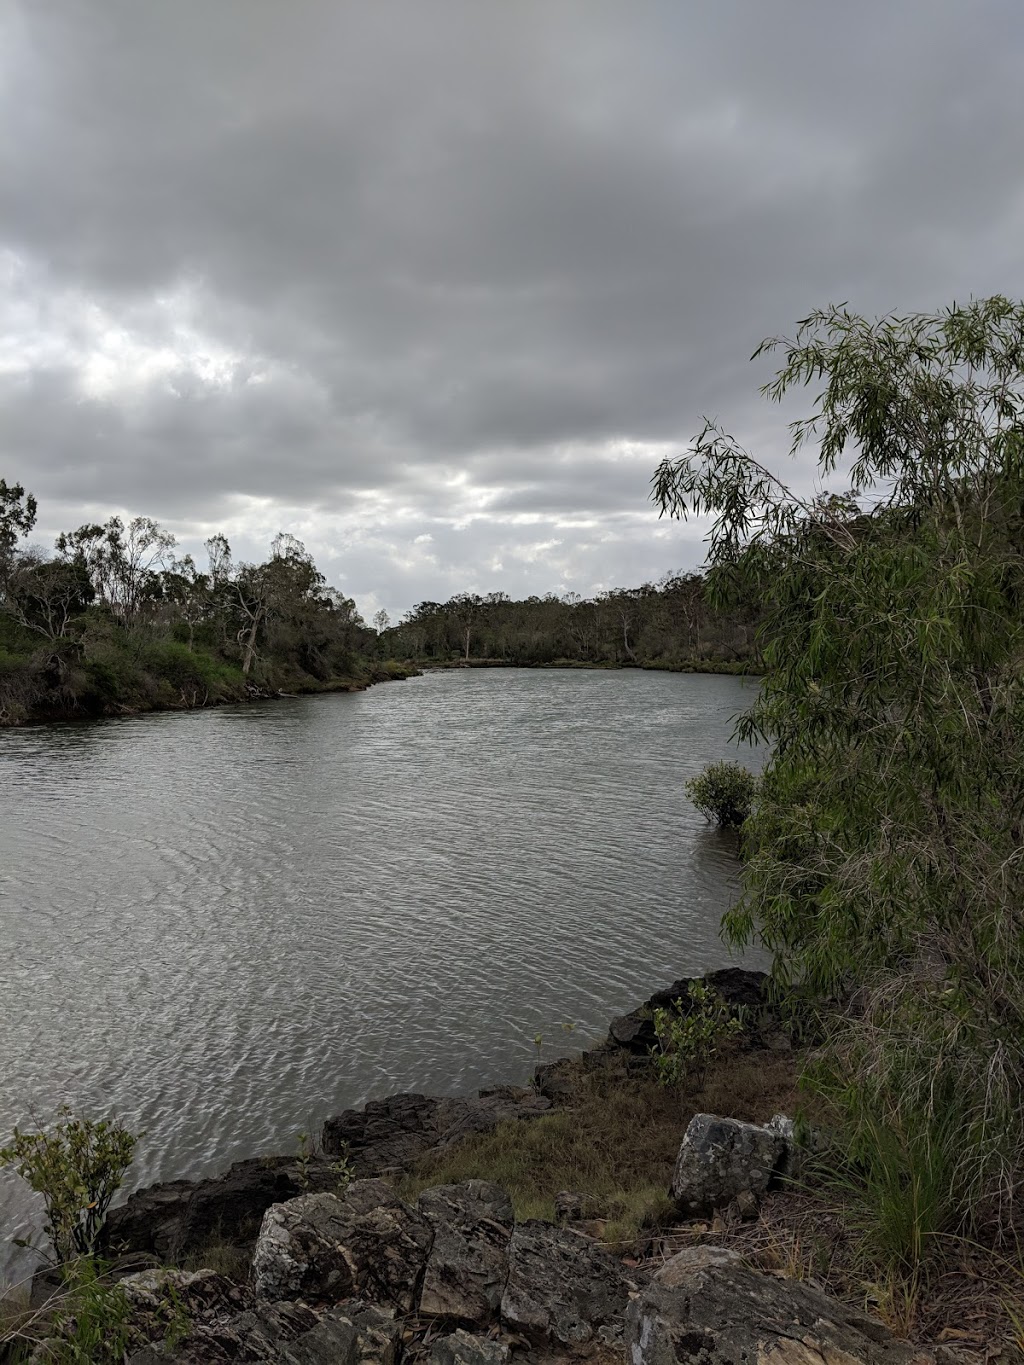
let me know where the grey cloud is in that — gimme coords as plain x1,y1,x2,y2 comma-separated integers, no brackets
3,0,1024,616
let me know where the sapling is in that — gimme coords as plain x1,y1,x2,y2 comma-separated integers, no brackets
651,981,743,1095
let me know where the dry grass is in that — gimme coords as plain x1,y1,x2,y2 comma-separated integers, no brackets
179,1237,252,1283
397,1042,801,1249
645,1184,1024,1359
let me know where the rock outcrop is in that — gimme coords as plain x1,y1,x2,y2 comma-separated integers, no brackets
670,1112,787,1214
106,1087,548,1263
124,1294,401,1365
500,1220,634,1347
429,1329,511,1365
608,967,770,1053
321,1087,550,1174
627,1257,935,1364
106,1155,338,1260
417,1180,514,1324
112,1180,640,1362
251,1179,433,1312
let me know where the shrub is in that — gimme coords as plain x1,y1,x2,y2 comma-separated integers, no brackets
685,760,759,827
651,980,744,1094
0,1107,141,1263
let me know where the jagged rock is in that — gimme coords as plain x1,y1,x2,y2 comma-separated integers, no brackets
119,1267,240,1314
417,1181,514,1325
499,1220,631,1346
627,1261,935,1364
252,1179,433,1311
608,968,770,1053
106,1155,337,1260
321,1089,550,1174
126,1297,397,1365
670,1113,785,1214
653,1246,743,1286
429,1329,510,1365
282,1300,401,1365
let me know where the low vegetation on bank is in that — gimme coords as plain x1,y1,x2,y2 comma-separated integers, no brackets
396,1041,799,1248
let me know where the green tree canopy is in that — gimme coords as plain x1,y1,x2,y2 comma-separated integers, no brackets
654,297,1024,1244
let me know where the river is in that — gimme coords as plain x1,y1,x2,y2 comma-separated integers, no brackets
0,667,764,1275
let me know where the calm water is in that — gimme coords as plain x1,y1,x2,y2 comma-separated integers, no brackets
0,667,763,1274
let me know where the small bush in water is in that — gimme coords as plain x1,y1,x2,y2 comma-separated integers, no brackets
685,760,758,827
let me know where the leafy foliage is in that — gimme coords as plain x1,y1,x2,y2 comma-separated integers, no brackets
0,491,372,724
685,760,759,827
653,296,1024,1259
0,1107,141,1262
651,981,744,1094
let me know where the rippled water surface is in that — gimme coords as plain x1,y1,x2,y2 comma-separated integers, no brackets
1,667,763,1269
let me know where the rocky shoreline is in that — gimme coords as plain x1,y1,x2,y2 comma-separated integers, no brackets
13,970,955,1364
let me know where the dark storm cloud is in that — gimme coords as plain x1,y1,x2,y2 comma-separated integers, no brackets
3,0,1024,615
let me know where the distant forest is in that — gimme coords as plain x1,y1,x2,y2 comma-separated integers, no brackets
378,581,758,670
0,479,755,725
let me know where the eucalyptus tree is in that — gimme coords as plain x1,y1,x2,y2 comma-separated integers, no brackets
655,297,1024,1244
55,516,176,625
0,478,38,595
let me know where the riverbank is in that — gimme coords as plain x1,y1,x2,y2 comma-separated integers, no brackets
3,968,1016,1361
416,656,760,676
0,656,420,729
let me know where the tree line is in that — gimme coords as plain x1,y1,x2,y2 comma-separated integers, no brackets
377,578,757,668
0,492,377,725
0,482,761,723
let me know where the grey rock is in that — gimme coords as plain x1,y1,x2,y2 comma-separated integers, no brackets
126,1297,395,1365
417,1181,514,1325
653,1246,743,1286
500,1220,630,1346
252,1179,433,1311
107,1155,337,1260
321,1089,550,1175
609,968,769,1053
532,1060,576,1103
282,1301,401,1365
670,1113,785,1214
429,1329,510,1365
119,1267,239,1314
627,1261,935,1364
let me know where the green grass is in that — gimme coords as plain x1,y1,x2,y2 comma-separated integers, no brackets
396,1046,800,1251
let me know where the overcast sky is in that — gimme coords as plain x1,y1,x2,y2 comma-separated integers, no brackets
3,1,1023,618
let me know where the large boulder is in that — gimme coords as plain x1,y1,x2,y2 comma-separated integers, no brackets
251,1179,433,1311
321,1088,550,1174
609,968,770,1053
627,1260,935,1364
417,1181,514,1325
670,1113,786,1214
106,1155,337,1260
499,1220,632,1347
